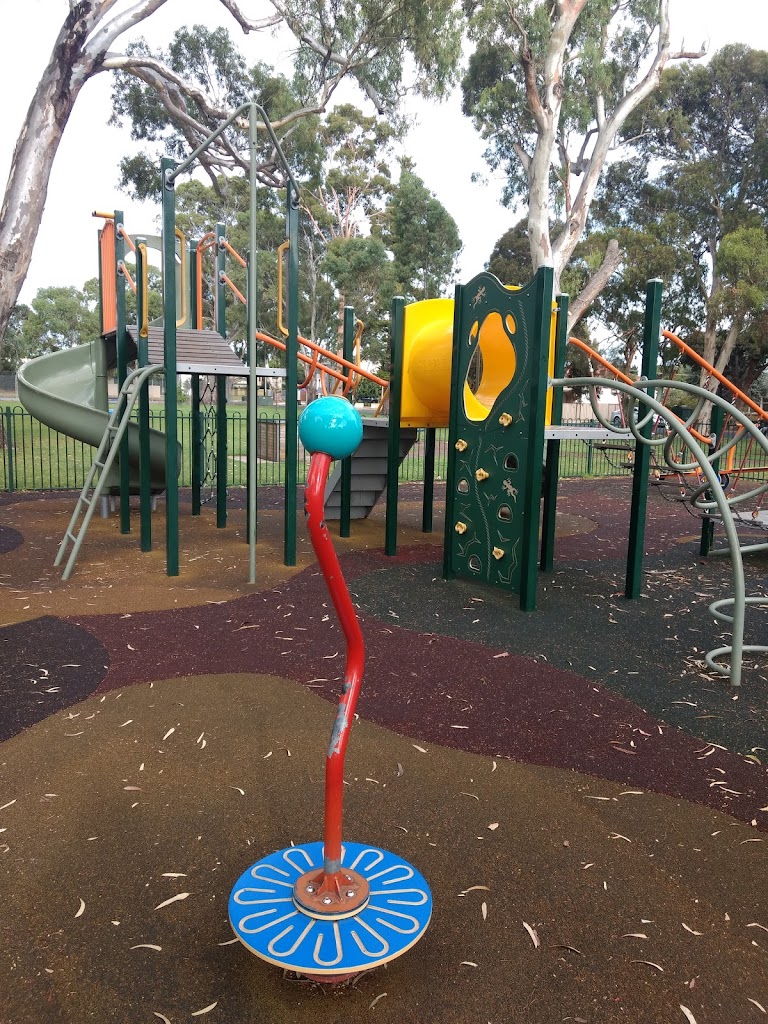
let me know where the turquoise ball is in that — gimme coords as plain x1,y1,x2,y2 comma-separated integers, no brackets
299,396,363,459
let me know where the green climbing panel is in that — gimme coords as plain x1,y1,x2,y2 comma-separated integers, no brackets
443,268,554,609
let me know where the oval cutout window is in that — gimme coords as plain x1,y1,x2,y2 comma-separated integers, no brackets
498,504,512,521
457,478,470,494
462,311,517,423
468,555,482,573
504,453,519,471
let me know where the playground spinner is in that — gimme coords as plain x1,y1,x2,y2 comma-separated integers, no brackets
228,397,432,981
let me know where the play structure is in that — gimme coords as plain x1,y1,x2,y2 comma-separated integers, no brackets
229,396,432,980
14,100,767,687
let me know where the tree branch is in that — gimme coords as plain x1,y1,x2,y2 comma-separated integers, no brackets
567,238,622,328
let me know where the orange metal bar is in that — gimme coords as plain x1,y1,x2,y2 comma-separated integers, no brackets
568,336,635,385
220,238,247,268
663,329,768,423
195,232,217,330
221,273,247,306
568,336,710,445
255,331,349,387
117,227,136,254
120,262,138,296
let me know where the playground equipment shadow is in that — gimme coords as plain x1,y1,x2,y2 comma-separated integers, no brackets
1,480,767,1023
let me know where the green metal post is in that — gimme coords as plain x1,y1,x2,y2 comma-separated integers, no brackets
625,279,662,599
191,374,202,514
519,266,554,612
283,182,299,567
385,296,406,556
442,282,464,581
136,238,152,552
4,408,14,492
216,375,228,528
339,305,354,538
422,428,436,533
115,211,131,534
246,113,259,582
540,294,569,571
700,402,723,555
214,223,228,529
161,157,180,577
189,242,201,516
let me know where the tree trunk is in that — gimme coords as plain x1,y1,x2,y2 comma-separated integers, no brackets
0,8,99,343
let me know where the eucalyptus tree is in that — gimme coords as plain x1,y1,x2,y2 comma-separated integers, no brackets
381,165,462,303
461,0,703,326
598,45,768,391
0,0,462,357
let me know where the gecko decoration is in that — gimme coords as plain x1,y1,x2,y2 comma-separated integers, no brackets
229,396,432,983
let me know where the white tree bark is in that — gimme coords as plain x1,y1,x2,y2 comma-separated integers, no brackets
510,0,702,328
0,0,405,350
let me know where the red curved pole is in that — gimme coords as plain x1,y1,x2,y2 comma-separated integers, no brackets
304,452,365,876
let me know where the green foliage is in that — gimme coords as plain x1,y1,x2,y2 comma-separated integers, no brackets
600,44,768,389
486,220,532,284
461,0,667,208
110,27,324,201
17,284,101,359
1,305,30,372
381,167,462,302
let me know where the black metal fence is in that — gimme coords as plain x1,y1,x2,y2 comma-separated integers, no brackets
1,404,765,494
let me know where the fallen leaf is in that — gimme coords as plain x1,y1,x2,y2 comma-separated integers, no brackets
488,823,499,831
130,944,162,951
153,1014,171,1024
481,902,488,920
368,993,387,1009
622,933,647,939
631,960,664,972
412,745,428,754
162,727,175,741
682,923,703,935
154,893,191,911
748,999,767,1013
680,1006,698,1024
522,922,540,948
459,961,478,967
75,899,85,919
191,1002,218,1016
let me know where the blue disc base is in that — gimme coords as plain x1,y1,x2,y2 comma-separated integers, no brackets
229,841,432,976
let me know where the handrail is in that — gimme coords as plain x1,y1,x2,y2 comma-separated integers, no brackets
276,239,290,338
195,232,217,329
138,243,149,340
663,329,768,423
174,227,187,327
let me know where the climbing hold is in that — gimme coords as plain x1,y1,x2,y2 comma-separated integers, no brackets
455,522,468,534
492,547,504,560
499,412,513,427
455,438,468,451
475,468,490,482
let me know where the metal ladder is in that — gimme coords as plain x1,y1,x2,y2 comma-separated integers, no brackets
55,364,164,580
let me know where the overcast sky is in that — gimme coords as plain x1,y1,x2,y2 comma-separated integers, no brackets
2,0,767,305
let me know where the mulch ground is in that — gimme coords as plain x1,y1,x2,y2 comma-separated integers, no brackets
1,479,767,1024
